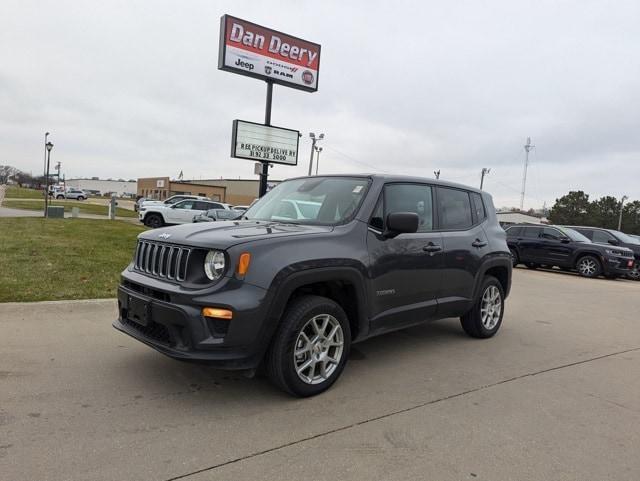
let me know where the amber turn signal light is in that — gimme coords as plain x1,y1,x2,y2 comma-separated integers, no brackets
237,252,251,276
201,307,233,320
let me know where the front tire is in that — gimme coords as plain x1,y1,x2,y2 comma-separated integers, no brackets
144,213,164,228
56,195,64,199
628,264,640,281
509,248,519,267
266,295,351,397
576,255,602,278
460,275,505,339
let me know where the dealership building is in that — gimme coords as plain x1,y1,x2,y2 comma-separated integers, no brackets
66,178,137,197
137,177,281,205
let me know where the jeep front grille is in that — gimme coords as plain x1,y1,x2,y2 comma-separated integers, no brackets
133,241,191,281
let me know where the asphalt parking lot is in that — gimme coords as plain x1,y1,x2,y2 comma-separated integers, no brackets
2,268,639,481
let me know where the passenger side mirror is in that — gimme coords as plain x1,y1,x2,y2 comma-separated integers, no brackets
608,238,620,246
385,212,419,238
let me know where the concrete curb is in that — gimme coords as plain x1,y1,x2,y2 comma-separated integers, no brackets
0,298,117,307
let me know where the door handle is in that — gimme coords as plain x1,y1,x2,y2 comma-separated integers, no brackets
472,239,488,248
423,243,442,253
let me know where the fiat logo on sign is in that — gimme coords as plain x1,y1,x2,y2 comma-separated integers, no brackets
301,70,314,85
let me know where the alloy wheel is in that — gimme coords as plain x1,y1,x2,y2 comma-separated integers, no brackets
293,314,344,385
579,258,597,276
628,265,640,280
480,285,502,330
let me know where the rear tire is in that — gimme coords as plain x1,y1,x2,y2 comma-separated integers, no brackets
576,255,602,278
56,195,64,199
77,196,85,201
525,262,538,269
144,214,164,228
460,275,505,339
266,295,351,397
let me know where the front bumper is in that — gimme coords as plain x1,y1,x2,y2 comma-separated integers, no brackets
113,273,271,369
602,255,634,276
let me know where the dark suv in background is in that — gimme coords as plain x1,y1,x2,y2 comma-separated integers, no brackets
506,224,634,278
566,226,640,281
114,175,512,397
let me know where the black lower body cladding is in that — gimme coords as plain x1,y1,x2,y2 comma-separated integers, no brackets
113,277,271,369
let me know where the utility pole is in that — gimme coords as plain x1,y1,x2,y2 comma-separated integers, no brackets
314,146,323,175
480,167,491,190
434,170,440,179
618,195,628,231
308,132,324,176
520,137,534,210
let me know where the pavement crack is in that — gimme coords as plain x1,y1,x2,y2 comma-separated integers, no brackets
164,346,640,481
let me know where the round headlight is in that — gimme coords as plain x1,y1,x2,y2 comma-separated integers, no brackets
204,250,225,280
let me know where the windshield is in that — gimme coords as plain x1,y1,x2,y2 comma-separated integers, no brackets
612,231,640,245
243,177,370,225
557,226,590,242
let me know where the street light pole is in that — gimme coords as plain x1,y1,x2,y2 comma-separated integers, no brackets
618,195,628,231
308,132,324,176
314,146,323,175
44,141,54,218
43,132,49,194
480,167,491,190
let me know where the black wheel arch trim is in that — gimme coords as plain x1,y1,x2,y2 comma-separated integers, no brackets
471,255,512,301
254,264,370,361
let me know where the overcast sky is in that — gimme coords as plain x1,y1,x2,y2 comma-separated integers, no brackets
1,0,639,208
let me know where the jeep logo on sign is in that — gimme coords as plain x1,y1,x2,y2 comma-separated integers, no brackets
235,59,255,71
158,233,171,239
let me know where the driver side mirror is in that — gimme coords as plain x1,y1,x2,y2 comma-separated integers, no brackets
608,238,620,246
385,212,419,238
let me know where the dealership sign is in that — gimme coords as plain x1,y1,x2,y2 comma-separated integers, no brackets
218,15,321,92
231,120,299,165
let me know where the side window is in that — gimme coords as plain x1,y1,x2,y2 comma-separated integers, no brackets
383,184,433,232
174,200,195,210
437,187,473,230
195,201,213,210
470,192,486,222
592,230,614,243
522,226,542,238
542,227,561,240
506,226,522,237
575,228,593,240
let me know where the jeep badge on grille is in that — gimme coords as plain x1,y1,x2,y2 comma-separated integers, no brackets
158,233,171,239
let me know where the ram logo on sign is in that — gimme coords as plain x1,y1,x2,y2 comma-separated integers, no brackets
218,15,321,92
231,120,300,166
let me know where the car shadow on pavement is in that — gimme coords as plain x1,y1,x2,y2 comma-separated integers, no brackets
113,318,468,403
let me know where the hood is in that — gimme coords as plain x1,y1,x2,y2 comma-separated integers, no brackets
589,242,634,256
139,220,333,249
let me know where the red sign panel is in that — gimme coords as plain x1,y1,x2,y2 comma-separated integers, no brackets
218,15,321,92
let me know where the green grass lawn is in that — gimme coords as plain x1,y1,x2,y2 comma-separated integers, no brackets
2,199,137,217
4,186,44,199
0,218,146,302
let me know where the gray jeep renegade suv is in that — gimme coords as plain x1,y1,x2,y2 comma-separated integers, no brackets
114,175,512,396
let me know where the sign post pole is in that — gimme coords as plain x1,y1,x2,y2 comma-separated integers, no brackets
259,81,274,197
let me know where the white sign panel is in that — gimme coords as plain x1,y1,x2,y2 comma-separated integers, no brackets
231,120,299,166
